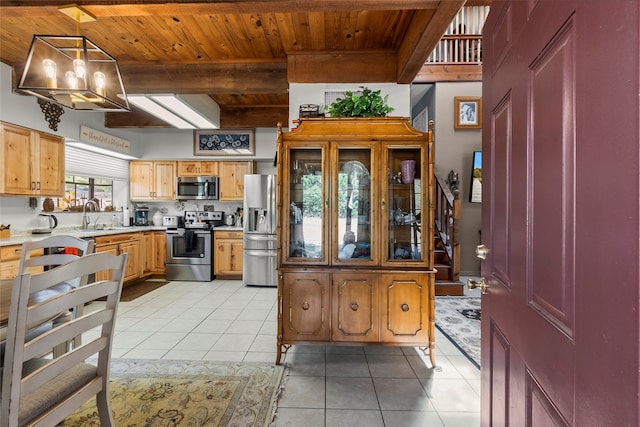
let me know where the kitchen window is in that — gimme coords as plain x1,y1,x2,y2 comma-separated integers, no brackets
59,175,113,212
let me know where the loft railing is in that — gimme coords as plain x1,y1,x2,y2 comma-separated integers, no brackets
434,167,460,282
426,5,490,65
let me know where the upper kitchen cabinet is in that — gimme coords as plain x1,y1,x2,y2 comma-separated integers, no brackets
177,161,219,176
130,161,176,201
218,161,254,201
0,121,64,196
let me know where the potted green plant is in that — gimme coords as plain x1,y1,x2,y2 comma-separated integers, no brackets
326,86,394,117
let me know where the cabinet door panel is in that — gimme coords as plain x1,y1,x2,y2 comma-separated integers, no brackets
130,161,153,200
152,232,166,274
153,162,176,200
95,244,119,282
282,273,330,341
331,273,378,342
381,146,429,268
0,124,33,194
380,274,431,343
283,145,329,265
36,132,65,195
332,146,378,266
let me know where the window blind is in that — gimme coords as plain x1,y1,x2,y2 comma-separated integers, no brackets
65,146,129,180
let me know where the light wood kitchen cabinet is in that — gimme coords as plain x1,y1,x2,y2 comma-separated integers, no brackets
218,161,253,201
0,121,65,196
214,230,243,277
142,231,166,275
177,161,218,176
0,245,43,280
151,231,166,274
95,233,141,284
130,161,176,201
276,118,436,365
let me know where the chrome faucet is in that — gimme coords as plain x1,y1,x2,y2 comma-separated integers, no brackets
82,200,99,229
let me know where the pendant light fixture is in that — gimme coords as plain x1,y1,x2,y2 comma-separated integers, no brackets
16,4,129,113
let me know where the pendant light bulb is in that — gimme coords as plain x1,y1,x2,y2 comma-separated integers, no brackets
94,71,106,96
65,71,78,89
42,59,57,88
73,59,86,79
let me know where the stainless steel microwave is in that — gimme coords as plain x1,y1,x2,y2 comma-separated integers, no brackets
176,176,219,200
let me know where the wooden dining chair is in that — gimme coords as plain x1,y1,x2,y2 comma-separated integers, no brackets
0,251,128,427
11,235,95,359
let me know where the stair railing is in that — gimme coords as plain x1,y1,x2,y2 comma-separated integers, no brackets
434,167,460,282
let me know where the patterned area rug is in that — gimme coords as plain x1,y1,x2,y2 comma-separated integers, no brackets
435,296,481,368
60,359,285,426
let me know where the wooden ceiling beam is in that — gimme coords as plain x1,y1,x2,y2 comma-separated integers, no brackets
220,106,289,129
414,64,483,83
287,51,396,83
396,0,466,83
119,62,288,94
0,1,442,16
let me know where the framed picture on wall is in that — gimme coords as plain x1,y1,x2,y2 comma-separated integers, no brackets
194,129,255,155
454,96,482,129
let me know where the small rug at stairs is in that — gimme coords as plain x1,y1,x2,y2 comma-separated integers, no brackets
435,296,481,368
60,358,285,427
120,278,169,302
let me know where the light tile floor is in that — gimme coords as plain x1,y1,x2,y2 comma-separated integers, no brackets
92,279,480,427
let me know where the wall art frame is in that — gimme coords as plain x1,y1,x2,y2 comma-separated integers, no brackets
454,96,482,129
194,129,255,155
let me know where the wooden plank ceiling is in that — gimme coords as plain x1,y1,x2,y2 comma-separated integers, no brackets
0,0,465,128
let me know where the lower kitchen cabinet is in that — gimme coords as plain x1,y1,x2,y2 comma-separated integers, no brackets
95,233,141,284
151,232,166,274
277,270,434,364
214,230,243,277
0,245,43,279
142,231,166,276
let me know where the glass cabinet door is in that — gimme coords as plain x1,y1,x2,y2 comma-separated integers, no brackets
382,146,425,266
284,146,327,264
332,146,376,265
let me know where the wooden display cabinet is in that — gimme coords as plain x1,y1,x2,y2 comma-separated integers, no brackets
275,117,436,366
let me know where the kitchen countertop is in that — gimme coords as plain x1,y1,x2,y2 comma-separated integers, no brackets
0,225,245,247
0,226,166,247
213,226,244,232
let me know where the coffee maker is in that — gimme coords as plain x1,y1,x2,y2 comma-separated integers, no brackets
134,206,149,226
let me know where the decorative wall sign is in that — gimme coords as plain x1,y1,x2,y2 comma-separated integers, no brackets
194,129,255,155
454,96,482,129
80,125,131,155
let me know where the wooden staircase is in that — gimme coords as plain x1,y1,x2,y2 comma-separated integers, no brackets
434,167,465,296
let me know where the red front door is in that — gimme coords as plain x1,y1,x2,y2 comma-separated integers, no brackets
482,1,639,425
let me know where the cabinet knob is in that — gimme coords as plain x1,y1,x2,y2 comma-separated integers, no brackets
302,301,310,310
350,302,359,311
401,303,410,312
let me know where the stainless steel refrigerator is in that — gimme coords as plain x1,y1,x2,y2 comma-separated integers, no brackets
243,174,277,287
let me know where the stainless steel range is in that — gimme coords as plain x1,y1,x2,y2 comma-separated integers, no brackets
165,210,223,281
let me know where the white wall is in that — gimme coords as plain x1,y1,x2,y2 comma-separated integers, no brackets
432,81,483,275
288,83,411,129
